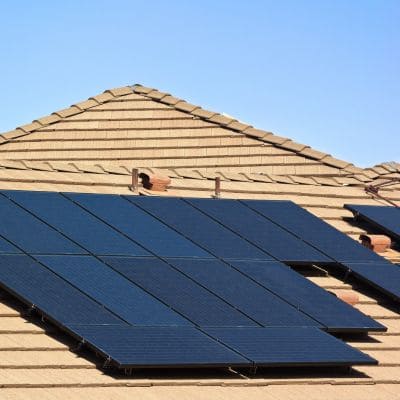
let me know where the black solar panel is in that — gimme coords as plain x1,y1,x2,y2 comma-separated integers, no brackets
242,199,382,263
343,262,400,302
0,237,20,254
203,327,376,367
186,198,330,263
165,257,321,328
65,325,251,368
126,196,271,260
3,191,150,257
37,255,190,326
102,256,256,327
65,193,211,258
0,254,124,325
226,259,385,332
0,194,85,255
345,204,400,242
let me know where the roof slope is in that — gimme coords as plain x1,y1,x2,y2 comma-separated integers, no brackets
0,85,365,176
0,85,400,398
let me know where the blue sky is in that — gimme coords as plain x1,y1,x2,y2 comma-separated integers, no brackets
0,1,398,167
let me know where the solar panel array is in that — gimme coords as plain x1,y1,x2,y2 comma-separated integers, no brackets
0,191,384,370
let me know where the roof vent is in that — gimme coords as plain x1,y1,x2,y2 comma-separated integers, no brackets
139,172,171,192
359,234,391,253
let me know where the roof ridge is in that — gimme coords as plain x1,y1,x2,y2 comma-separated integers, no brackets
131,84,365,176
0,160,371,187
0,86,135,144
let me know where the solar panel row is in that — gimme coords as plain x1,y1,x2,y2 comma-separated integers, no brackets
0,190,387,370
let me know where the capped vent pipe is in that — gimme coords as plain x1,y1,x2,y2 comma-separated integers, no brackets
213,177,221,199
130,168,139,192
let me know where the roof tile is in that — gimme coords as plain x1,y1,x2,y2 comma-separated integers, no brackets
105,86,133,97
278,141,308,152
90,92,115,103
35,114,62,125
300,147,329,160
174,102,199,113
19,122,43,132
243,173,273,183
190,108,217,119
320,156,351,169
263,134,289,144
46,162,80,173
132,84,154,94
243,127,269,139
53,106,81,118
1,129,27,140
160,95,181,105
74,99,100,110
147,90,169,100
208,114,235,126
226,121,252,131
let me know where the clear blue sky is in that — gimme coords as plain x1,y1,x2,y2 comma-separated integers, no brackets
0,1,398,167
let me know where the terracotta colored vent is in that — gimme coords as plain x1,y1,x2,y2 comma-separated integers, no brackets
359,234,391,253
334,290,359,306
139,172,171,192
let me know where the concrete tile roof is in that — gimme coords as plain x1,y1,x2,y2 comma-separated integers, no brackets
0,85,399,397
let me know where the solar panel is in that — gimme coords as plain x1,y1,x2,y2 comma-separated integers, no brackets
242,199,382,263
3,191,150,257
345,204,400,242
102,256,257,326
0,254,124,325
65,325,251,368
165,257,321,328
126,196,270,260
0,194,85,255
225,259,385,332
186,198,331,263
343,262,400,302
0,236,21,254
37,255,190,326
64,193,210,258
203,327,376,367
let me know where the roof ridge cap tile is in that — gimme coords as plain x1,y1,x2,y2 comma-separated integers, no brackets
0,86,134,144
131,84,361,173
